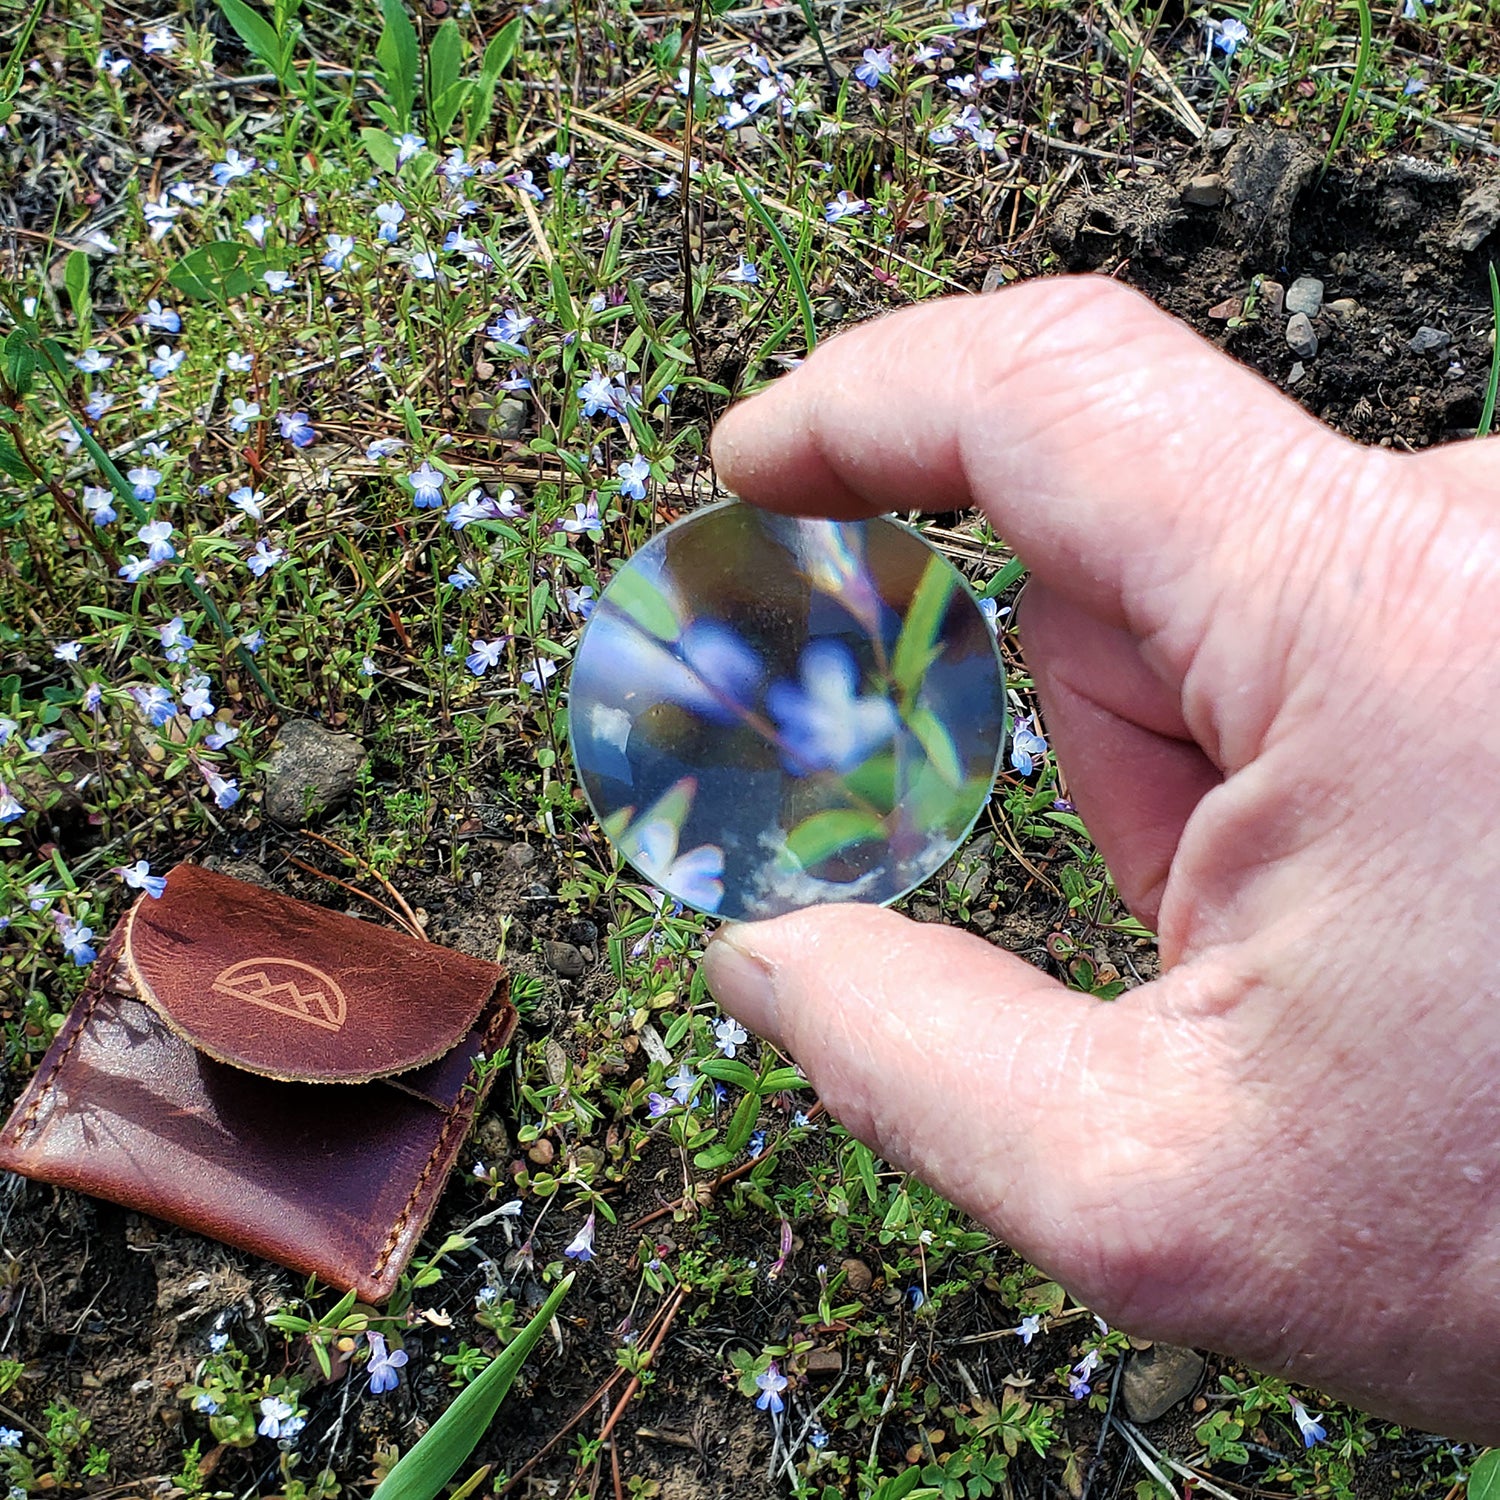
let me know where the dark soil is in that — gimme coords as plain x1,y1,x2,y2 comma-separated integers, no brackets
1053,125,1500,451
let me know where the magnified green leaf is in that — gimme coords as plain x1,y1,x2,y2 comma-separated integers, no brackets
782,808,887,871
891,554,955,700
906,706,962,788
606,567,680,642
371,1272,573,1500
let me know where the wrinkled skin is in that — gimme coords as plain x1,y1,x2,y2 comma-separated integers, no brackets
702,276,1500,1440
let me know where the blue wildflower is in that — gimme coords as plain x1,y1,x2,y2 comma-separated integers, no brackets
448,565,478,590
138,519,176,562
854,46,893,88
60,920,96,966
277,411,315,447
754,1362,788,1414
211,148,256,186
82,485,116,525
616,455,651,501
1289,1397,1326,1448
149,345,184,378
466,638,506,676
365,1331,409,1395
116,859,168,898
407,462,447,508
0,786,23,824
564,1211,596,1261
1010,714,1048,776
246,540,285,576
127,465,160,500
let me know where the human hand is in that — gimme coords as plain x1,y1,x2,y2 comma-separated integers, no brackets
703,275,1500,1440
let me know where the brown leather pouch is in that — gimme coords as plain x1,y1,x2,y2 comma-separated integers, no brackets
0,864,512,1302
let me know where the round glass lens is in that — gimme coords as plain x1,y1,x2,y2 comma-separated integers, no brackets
568,502,1005,921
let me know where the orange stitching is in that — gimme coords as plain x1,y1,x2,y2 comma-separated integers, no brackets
4,942,129,1143
369,998,517,1281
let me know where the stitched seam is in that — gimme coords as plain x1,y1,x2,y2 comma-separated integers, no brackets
369,999,516,1280
4,947,128,1143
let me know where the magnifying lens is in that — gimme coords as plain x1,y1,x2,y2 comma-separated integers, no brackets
568,501,1006,922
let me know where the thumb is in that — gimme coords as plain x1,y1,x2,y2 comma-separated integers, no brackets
705,903,1242,1335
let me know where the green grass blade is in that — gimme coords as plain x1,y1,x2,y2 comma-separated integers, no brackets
890,552,956,699
735,176,816,354
376,0,419,132
1478,263,1500,439
1321,0,1371,178
371,1273,573,1500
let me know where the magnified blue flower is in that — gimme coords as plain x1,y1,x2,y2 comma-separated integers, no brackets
1010,714,1047,776
766,639,898,774
1213,16,1249,52
321,234,355,273
149,345,185,379
627,819,725,913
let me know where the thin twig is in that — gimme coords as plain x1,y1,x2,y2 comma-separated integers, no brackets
297,829,426,940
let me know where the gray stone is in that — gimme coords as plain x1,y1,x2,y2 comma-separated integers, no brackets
971,909,998,935
1409,325,1451,356
544,940,586,978
1285,276,1324,317
262,720,366,825
1287,360,1307,387
1122,1344,1206,1423
1180,173,1227,207
1207,126,1238,153
1451,181,1500,252
491,397,529,440
947,832,996,903
506,843,538,870
1258,279,1285,316
1285,312,1318,359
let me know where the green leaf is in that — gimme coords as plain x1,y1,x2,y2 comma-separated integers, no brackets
0,436,30,483
431,79,471,140
375,0,420,132
216,0,286,80
64,251,91,329
906,706,962,788
606,567,679,642
782,808,887,872
723,1089,761,1153
428,17,463,103
698,1057,757,1091
372,1274,572,1500
2,331,35,399
464,18,521,144
692,1143,735,1171
760,1066,804,1093
167,241,266,303
1470,1450,1500,1500
360,127,400,173
891,553,956,700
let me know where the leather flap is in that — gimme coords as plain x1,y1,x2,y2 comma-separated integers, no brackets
121,864,502,1084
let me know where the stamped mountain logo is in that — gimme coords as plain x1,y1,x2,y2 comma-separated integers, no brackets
210,958,348,1031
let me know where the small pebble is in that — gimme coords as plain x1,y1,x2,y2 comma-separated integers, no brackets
1180,173,1226,207
1409,325,1451,356
841,1258,874,1293
1325,297,1361,318
1286,313,1318,359
545,940,586,978
1285,276,1325,317
1258,279,1285,316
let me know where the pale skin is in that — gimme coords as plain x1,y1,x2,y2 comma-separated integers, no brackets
702,275,1500,1441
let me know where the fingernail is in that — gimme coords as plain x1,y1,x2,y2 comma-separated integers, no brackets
703,927,779,1039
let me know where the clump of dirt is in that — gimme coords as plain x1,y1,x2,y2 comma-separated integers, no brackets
1050,125,1500,449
